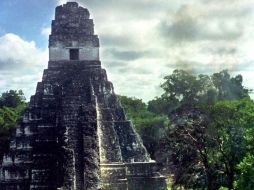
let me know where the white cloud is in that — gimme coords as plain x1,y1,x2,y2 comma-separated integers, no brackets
53,0,254,101
157,0,254,96
0,33,47,99
0,33,47,69
3,0,254,102
41,27,51,37
56,0,68,5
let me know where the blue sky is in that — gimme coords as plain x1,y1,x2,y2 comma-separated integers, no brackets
0,0,254,101
0,0,56,48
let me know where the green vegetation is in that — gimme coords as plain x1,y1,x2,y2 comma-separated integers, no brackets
120,70,254,190
0,90,27,163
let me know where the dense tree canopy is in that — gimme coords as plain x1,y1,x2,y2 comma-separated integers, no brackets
209,99,254,189
0,90,26,108
148,70,249,116
151,70,253,190
0,90,27,163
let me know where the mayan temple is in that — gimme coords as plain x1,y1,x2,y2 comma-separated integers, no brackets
0,2,166,190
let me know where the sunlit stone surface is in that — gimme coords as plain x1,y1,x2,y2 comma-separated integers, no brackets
0,2,166,190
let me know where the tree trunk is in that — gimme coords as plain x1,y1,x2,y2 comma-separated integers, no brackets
207,173,219,190
227,171,234,190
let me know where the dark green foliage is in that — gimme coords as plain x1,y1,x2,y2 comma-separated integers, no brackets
236,154,254,190
0,90,27,163
161,106,222,190
148,70,249,116
212,71,249,100
148,97,170,115
0,90,26,108
154,70,253,190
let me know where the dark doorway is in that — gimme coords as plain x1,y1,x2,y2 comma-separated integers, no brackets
70,49,79,60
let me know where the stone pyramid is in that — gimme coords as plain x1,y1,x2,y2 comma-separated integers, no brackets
0,2,166,190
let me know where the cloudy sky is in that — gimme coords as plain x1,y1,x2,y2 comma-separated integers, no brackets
0,0,254,102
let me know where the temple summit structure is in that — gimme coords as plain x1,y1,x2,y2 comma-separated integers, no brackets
0,2,166,190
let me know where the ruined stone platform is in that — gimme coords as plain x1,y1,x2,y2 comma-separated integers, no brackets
0,2,166,190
